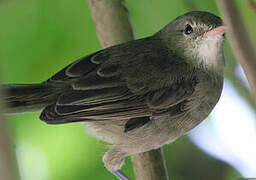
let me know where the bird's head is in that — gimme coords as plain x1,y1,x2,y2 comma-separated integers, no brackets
158,11,226,72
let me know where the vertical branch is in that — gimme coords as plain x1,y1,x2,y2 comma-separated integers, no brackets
218,0,256,98
0,90,18,180
181,0,199,11
88,0,169,179
88,0,134,48
132,149,169,180
247,0,256,13
0,4,19,177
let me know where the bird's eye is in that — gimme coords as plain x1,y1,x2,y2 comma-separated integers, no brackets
184,24,193,35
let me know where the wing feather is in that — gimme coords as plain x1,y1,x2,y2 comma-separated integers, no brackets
40,37,197,125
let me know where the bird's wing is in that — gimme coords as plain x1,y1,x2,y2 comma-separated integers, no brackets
40,37,197,124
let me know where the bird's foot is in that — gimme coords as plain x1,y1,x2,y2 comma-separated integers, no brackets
111,170,130,180
103,148,130,180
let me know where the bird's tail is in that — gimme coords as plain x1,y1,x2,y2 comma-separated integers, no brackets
1,83,60,114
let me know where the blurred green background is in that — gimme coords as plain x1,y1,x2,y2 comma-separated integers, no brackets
1,0,256,179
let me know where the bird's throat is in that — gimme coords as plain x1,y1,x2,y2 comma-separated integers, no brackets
186,35,225,73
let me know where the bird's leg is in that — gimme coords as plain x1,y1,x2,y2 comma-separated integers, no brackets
111,170,130,180
103,148,130,180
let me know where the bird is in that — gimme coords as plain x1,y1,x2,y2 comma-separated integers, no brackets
2,11,226,180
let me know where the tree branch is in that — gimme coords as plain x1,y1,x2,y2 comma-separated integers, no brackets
0,89,18,180
131,148,169,180
181,0,199,11
88,0,134,48
88,0,169,179
218,0,256,98
247,0,256,13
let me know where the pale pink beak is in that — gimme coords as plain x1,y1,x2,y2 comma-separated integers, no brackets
204,25,227,37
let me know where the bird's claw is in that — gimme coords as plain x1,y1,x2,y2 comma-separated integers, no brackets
111,170,130,180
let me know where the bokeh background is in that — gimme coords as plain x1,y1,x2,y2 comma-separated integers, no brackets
1,0,256,179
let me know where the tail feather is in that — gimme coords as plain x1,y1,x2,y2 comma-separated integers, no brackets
1,83,59,114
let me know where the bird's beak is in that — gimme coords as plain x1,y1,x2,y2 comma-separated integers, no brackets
204,25,227,37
